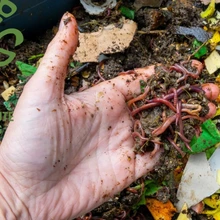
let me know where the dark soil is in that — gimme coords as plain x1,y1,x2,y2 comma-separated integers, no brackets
0,0,219,219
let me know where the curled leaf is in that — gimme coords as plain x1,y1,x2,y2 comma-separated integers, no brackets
201,0,215,18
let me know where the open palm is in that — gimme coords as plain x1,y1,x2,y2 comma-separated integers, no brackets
0,13,161,219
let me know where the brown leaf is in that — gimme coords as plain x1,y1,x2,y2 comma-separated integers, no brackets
73,19,137,62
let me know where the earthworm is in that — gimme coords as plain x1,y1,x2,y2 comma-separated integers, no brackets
181,103,202,116
147,98,176,112
167,137,185,157
127,86,150,107
131,103,159,116
182,115,205,122
152,114,176,136
168,88,178,107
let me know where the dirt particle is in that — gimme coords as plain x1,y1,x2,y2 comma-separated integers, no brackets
63,17,71,25
63,39,68,44
36,108,41,111
108,126,112,130
127,156,132,161
102,193,109,199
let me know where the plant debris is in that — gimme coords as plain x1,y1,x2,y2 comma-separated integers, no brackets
73,19,137,62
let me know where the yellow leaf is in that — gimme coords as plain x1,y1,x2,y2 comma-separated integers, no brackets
203,194,220,209
177,203,192,220
209,31,220,49
201,0,216,18
146,198,177,220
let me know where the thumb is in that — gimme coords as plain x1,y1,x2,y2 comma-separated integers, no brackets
23,12,78,102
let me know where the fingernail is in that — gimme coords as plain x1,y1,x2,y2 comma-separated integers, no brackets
59,12,71,30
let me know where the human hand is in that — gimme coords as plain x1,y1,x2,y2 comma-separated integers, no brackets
0,13,162,219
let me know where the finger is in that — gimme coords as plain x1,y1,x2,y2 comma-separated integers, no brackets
24,12,78,102
111,65,155,100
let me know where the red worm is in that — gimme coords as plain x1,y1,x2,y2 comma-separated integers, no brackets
148,98,176,112
132,132,149,141
131,103,159,116
152,114,176,136
168,88,178,107
175,131,190,143
163,84,190,100
167,137,185,157
127,86,150,107
182,115,205,122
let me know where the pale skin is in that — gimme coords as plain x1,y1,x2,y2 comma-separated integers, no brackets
0,13,162,219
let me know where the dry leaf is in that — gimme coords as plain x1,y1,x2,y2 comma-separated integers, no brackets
73,19,137,62
146,198,177,220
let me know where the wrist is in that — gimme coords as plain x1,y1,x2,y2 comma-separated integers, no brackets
0,172,31,219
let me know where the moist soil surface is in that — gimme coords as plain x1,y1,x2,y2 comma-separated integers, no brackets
0,0,219,219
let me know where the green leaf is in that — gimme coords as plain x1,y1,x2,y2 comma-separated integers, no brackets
132,180,161,210
206,146,216,159
119,6,135,20
69,61,82,68
140,80,146,93
16,61,37,76
17,74,29,83
185,120,220,153
192,39,208,59
3,93,18,111
145,182,161,196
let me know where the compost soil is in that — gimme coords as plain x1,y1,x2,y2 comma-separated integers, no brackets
0,0,218,219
